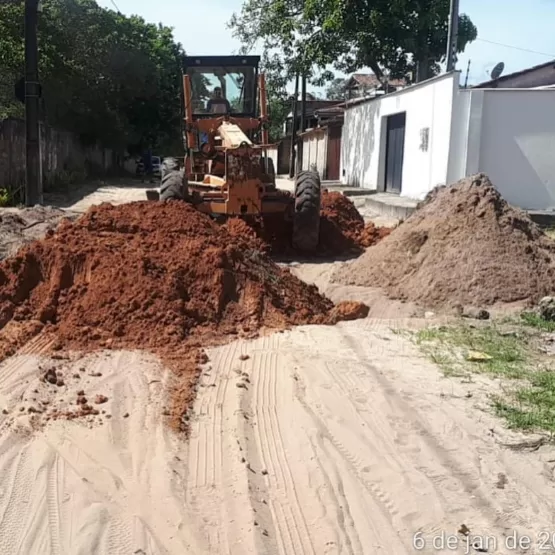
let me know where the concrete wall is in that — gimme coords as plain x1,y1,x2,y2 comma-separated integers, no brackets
450,89,555,210
445,89,472,185
475,62,555,89
341,72,459,198
301,128,327,176
341,72,555,210
0,117,126,196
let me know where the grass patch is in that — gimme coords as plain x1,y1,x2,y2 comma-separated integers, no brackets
414,319,555,434
520,311,555,332
415,324,528,379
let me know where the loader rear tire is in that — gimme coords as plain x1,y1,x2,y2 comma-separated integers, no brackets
292,170,321,252
159,157,188,201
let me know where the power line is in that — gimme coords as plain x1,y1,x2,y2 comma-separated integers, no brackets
475,38,555,58
110,0,121,13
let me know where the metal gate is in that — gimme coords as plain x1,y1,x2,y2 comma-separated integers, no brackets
326,124,342,181
384,112,406,193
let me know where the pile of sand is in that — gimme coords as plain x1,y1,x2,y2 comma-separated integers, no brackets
0,201,368,430
332,174,555,308
224,191,391,256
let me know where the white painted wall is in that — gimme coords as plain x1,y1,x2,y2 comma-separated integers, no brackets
476,90,555,209
445,89,471,185
448,89,555,210
341,72,459,198
342,73,555,209
265,146,278,174
301,130,327,176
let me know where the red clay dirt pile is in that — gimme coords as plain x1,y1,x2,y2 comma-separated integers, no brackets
224,190,391,256
332,173,555,309
319,191,392,252
0,201,368,430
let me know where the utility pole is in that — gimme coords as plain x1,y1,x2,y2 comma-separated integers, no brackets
25,0,42,206
464,60,471,88
288,72,299,178
445,0,459,72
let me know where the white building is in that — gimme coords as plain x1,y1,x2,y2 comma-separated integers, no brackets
340,72,555,210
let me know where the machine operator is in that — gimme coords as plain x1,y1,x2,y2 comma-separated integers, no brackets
207,87,231,114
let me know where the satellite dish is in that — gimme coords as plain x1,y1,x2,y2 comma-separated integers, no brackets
490,62,505,80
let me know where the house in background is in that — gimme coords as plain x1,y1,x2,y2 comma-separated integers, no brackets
340,70,555,210
283,98,341,136
473,59,555,89
297,105,345,181
345,74,407,99
278,98,343,174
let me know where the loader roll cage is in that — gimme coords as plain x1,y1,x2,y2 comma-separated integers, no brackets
181,55,270,180
183,55,261,119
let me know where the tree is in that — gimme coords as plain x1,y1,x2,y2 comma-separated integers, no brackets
258,52,293,141
0,0,186,154
325,77,347,100
0,0,25,120
229,0,477,85
332,0,478,82
229,0,336,85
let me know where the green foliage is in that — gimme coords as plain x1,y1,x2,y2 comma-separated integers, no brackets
325,77,348,100
0,0,186,153
520,311,555,332
0,188,11,207
229,0,478,85
0,0,25,120
261,53,292,141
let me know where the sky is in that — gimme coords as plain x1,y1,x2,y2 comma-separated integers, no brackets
96,0,555,90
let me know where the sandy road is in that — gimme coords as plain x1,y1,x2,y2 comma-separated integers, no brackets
188,320,555,555
1,180,555,553
1,321,555,554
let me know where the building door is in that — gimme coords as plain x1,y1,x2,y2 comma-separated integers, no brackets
384,112,406,193
326,125,342,181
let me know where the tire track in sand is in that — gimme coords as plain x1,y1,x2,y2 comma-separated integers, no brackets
46,452,62,555
0,444,34,555
336,325,525,541
191,342,233,489
0,334,55,398
292,364,410,553
186,339,241,554
251,350,316,555
322,359,408,518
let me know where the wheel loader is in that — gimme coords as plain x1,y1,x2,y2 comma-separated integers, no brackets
146,55,321,251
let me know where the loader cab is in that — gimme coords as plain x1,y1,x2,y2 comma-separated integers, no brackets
183,55,260,119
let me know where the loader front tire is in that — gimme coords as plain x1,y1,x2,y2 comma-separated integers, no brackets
159,157,189,201
292,170,321,252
